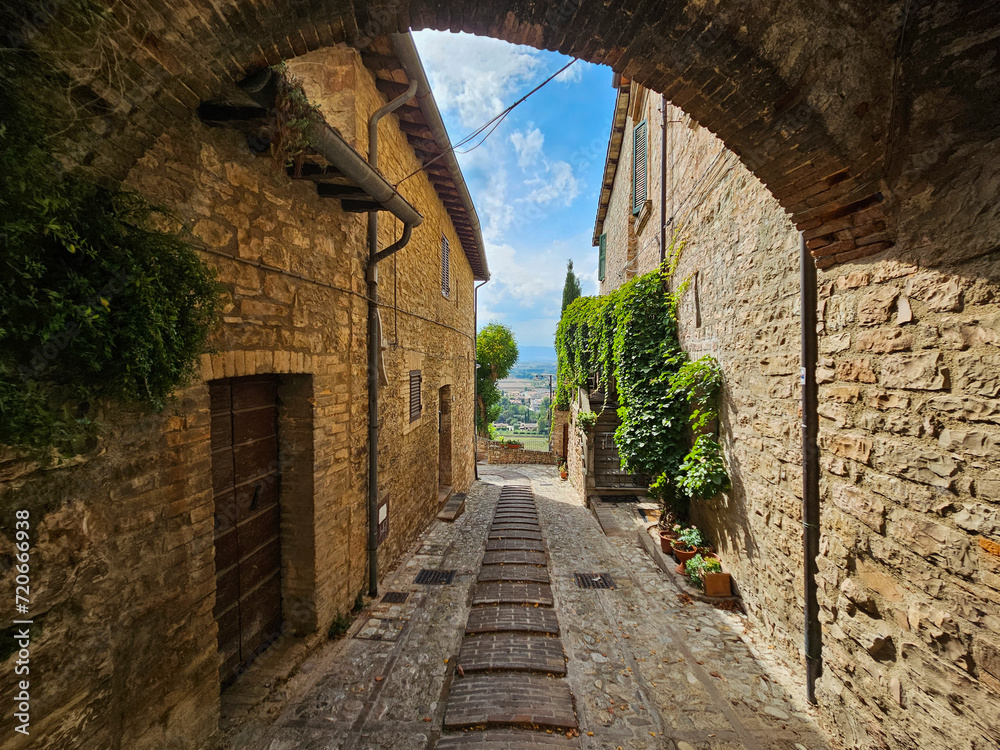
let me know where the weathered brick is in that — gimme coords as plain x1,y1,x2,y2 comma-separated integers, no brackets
443,674,577,730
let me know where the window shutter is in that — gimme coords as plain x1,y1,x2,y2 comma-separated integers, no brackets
409,370,422,423
441,234,450,297
632,119,648,214
598,233,607,281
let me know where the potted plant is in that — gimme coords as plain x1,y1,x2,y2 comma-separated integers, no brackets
558,459,568,480
685,554,731,597
658,522,680,554
671,526,703,564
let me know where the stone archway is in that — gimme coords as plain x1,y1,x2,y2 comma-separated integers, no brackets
13,1,999,268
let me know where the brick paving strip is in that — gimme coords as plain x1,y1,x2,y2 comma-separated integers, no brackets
437,481,580,748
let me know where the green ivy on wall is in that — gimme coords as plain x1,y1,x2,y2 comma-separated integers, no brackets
554,258,730,512
0,78,223,455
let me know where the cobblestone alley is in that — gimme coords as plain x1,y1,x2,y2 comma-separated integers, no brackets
217,465,834,750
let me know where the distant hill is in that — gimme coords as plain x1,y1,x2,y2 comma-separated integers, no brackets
516,345,557,365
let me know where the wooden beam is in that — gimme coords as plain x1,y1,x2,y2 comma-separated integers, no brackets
315,184,372,199
295,163,347,181
341,199,383,212
406,135,442,153
398,120,435,138
361,52,403,72
376,78,421,102
197,102,268,123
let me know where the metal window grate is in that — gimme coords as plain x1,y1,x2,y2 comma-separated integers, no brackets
382,591,409,604
574,572,615,589
415,569,456,585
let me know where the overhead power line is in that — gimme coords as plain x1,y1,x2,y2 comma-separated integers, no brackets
395,58,578,187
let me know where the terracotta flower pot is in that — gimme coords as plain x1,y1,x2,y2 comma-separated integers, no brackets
703,571,732,598
658,530,675,554
672,543,697,564
560,470,568,480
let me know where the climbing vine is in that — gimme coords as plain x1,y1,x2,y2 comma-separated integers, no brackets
0,76,223,455
554,255,730,514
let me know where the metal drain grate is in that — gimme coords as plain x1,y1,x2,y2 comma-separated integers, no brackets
415,569,456,585
382,591,409,603
599,495,639,503
574,572,616,589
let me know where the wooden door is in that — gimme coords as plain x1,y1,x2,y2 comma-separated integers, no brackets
210,376,282,687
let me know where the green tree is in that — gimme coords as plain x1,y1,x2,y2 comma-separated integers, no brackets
561,260,582,314
476,322,518,437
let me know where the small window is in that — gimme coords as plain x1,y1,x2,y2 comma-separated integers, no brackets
409,370,422,423
441,234,450,297
598,233,607,281
632,119,648,215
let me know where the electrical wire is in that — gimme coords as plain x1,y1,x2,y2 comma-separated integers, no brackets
394,58,578,187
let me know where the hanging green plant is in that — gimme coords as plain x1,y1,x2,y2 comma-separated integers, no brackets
554,250,729,513
576,410,599,432
266,64,322,178
0,79,223,455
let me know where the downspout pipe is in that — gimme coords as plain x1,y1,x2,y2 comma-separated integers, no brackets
472,278,489,480
660,93,667,263
800,232,822,704
367,79,419,598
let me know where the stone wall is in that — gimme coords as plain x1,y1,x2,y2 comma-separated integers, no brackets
0,44,478,750
550,409,570,458
485,442,559,466
601,94,1000,748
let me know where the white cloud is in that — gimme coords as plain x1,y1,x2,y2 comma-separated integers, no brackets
555,62,584,85
510,127,544,170
477,162,515,243
412,30,544,128
523,160,579,206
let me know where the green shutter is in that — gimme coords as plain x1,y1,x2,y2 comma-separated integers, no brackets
598,233,607,281
633,119,648,215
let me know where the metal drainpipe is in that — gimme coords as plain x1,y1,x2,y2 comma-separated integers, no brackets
367,79,419,598
660,93,667,263
472,278,489,480
800,232,822,703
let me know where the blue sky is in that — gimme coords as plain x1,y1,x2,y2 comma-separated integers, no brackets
412,31,617,351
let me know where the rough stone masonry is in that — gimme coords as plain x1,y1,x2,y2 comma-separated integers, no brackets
1,1,998,749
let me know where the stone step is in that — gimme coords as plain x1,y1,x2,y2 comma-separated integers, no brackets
488,530,543,541
443,673,577,730
438,493,466,521
489,523,541,533
478,564,550,583
436,730,580,749
481,550,548,567
458,633,567,675
465,604,560,636
485,539,546,553
492,511,538,520
472,582,553,607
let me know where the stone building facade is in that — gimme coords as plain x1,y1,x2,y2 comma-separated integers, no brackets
0,36,486,750
590,77,1000,749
